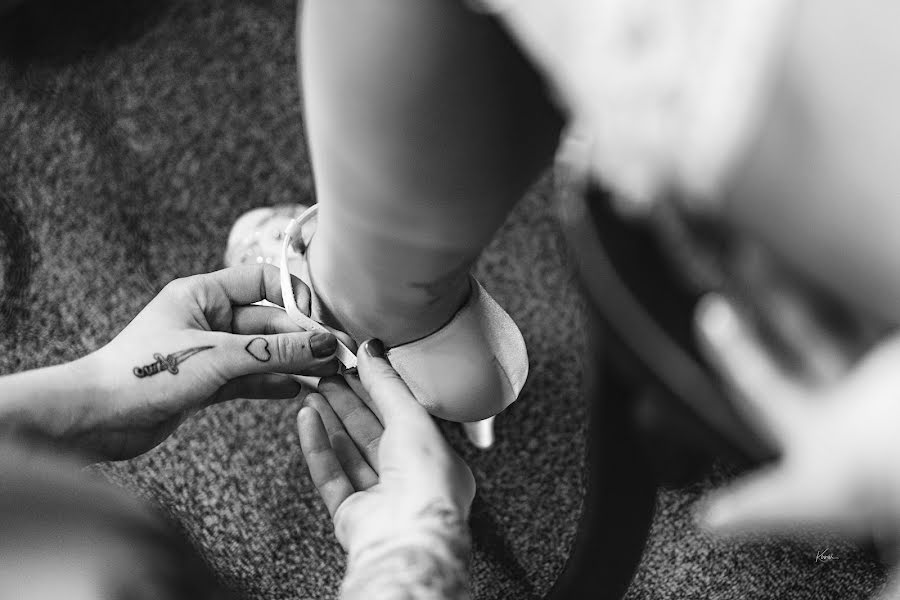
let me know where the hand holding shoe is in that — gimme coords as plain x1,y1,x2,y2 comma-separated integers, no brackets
0,265,340,461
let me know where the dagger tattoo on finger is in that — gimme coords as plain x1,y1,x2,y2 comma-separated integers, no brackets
132,346,214,378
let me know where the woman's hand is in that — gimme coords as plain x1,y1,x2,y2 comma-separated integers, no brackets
57,264,339,460
695,294,900,598
298,339,475,599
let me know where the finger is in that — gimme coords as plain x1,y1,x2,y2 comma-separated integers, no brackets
355,339,434,427
298,407,356,517
695,294,807,443
220,331,340,377
700,465,801,536
753,280,852,384
307,296,358,352
200,264,311,312
318,376,384,471
304,393,379,489
231,305,305,335
329,326,357,355
699,461,853,537
729,244,853,384
344,370,383,423
214,373,302,403
230,281,358,364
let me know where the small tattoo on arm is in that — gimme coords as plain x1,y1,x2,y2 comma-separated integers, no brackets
132,346,214,378
245,337,272,362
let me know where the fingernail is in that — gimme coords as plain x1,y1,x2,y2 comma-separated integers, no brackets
310,332,338,358
699,295,739,344
699,498,731,531
363,338,385,359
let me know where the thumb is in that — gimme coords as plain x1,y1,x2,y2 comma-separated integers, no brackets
700,464,803,536
220,331,340,378
356,339,432,426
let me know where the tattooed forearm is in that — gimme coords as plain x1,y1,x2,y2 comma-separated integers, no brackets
132,346,213,378
341,500,472,600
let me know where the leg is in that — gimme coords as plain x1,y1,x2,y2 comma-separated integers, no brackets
299,0,562,346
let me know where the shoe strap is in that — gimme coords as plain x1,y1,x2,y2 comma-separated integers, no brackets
280,205,358,370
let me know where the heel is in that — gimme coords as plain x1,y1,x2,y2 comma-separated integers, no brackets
463,416,496,449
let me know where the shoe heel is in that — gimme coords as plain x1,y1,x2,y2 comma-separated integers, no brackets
463,416,496,449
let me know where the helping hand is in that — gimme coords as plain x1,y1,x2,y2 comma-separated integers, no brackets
298,339,475,555
69,264,339,460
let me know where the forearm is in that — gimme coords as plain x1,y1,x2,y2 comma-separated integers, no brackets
0,357,105,439
340,500,473,600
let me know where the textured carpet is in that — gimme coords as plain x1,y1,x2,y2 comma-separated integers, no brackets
0,1,887,599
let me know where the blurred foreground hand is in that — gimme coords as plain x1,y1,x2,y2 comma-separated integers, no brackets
696,294,900,599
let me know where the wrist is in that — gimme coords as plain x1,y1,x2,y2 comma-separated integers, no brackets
66,351,115,426
339,496,469,559
340,499,473,600
0,356,106,440
41,355,109,439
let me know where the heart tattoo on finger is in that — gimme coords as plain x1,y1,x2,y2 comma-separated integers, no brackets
245,337,272,362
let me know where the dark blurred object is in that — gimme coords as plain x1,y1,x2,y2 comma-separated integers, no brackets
0,431,236,600
0,193,38,337
0,0,24,17
0,0,171,64
545,163,889,598
647,196,884,387
543,317,658,600
568,183,775,476
544,179,771,600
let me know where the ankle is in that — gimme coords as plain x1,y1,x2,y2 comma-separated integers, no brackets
306,240,471,347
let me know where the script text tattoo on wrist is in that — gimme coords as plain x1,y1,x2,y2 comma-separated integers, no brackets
132,346,214,378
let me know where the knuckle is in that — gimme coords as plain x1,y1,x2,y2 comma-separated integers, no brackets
263,310,280,336
317,375,346,393
363,435,381,460
368,370,405,396
162,276,192,299
334,493,365,536
341,404,369,426
258,262,278,278
293,280,311,305
304,392,324,408
316,465,346,488
261,264,281,292
273,334,295,364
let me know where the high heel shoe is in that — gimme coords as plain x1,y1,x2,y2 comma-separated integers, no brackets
225,204,529,445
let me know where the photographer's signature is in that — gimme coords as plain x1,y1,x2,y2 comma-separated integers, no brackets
815,549,837,563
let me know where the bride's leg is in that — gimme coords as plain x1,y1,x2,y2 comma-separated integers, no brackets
300,0,562,347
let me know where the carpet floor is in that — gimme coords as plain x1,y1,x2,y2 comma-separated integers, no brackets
0,1,887,598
